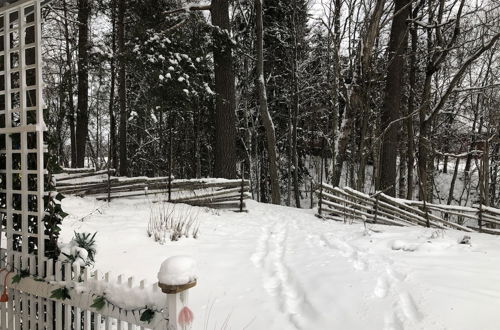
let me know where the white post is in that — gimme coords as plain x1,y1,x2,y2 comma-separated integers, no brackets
166,293,182,330
158,256,197,330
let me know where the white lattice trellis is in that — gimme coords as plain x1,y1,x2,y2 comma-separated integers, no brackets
0,0,46,272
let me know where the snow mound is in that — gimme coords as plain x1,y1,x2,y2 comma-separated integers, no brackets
74,278,165,310
391,240,419,252
59,241,90,267
391,238,457,253
158,256,197,285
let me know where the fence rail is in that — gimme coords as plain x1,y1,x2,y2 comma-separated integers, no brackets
54,169,250,211
317,183,500,235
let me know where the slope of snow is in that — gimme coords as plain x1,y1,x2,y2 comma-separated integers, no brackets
61,196,500,330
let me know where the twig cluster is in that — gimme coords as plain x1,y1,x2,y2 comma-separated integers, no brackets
147,201,200,243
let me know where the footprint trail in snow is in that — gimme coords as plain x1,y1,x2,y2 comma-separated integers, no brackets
251,222,315,329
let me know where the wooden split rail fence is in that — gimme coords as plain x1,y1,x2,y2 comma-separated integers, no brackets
54,168,250,212
317,183,500,235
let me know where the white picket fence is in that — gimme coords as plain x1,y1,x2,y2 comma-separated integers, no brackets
0,249,191,330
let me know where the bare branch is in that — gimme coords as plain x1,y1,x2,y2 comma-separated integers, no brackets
164,4,211,16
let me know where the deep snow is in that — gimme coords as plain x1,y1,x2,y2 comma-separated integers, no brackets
61,196,500,330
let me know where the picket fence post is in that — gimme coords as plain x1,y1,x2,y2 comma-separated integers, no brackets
158,256,197,330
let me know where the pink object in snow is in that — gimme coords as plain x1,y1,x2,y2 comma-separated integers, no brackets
178,306,194,326
0,270,9,302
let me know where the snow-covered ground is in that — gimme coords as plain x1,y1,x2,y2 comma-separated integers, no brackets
61,196,500,330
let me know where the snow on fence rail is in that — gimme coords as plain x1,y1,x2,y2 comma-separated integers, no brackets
0,248,196,329
316,183,500,235
54,169,250,212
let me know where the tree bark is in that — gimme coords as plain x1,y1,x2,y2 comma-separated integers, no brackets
329,0,342,184
378,0,410,196
211,0,237,179
118,0,128,176
291,1,301,208
255,0,281,204
332,0,385,187
75,0,90,167
109,0,118,170
62,0,77,167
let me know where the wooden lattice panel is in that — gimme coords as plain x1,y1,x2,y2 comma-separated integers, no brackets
0,0,45,272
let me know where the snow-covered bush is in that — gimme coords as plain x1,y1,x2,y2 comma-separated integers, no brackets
147,202,200,243
59,232,97,267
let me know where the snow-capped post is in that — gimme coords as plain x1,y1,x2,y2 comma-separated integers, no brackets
158,256,197,330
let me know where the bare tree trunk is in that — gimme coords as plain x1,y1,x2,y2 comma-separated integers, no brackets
76,0,90,167
398,138,406,198
56,70,66,164
332,0,385,187
118,0,128,176
330,0,342,183
291,1,301,207
211,0,237,179
491,142,499,206
287,112,293,206
255,0,281,204
447,157,460,205
109,0,118,170
62,0,77,168
405,1,421,199
378,0,410,196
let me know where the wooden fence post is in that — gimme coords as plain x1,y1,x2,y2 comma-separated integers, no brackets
423,201,430,228
374,194,379,224
239,163,245,213
310,178,314,209
318,138,325,216
168,173,172,202
478,203,483,232
107,136,112,203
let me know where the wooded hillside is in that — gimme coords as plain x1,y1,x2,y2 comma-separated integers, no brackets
40,0,500,208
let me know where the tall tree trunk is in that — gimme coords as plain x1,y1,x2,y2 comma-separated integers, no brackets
287,111,293,206
56,71,66,164
62,0,77,167
417,75,433,202
329,0,342,184
332,0,385,187
378,0,410,196
75,0,90,167
406,5,418,199
291,1,301,208
398,137,406,197
255,0,281,204
211,0,237,179
447,157,460,205
109,0,118,170
118,0,128,176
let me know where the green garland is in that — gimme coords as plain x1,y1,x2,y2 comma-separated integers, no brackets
1,259,166,325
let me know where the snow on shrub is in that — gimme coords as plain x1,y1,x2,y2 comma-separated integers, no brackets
147,201,200,243
59,232,97,267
